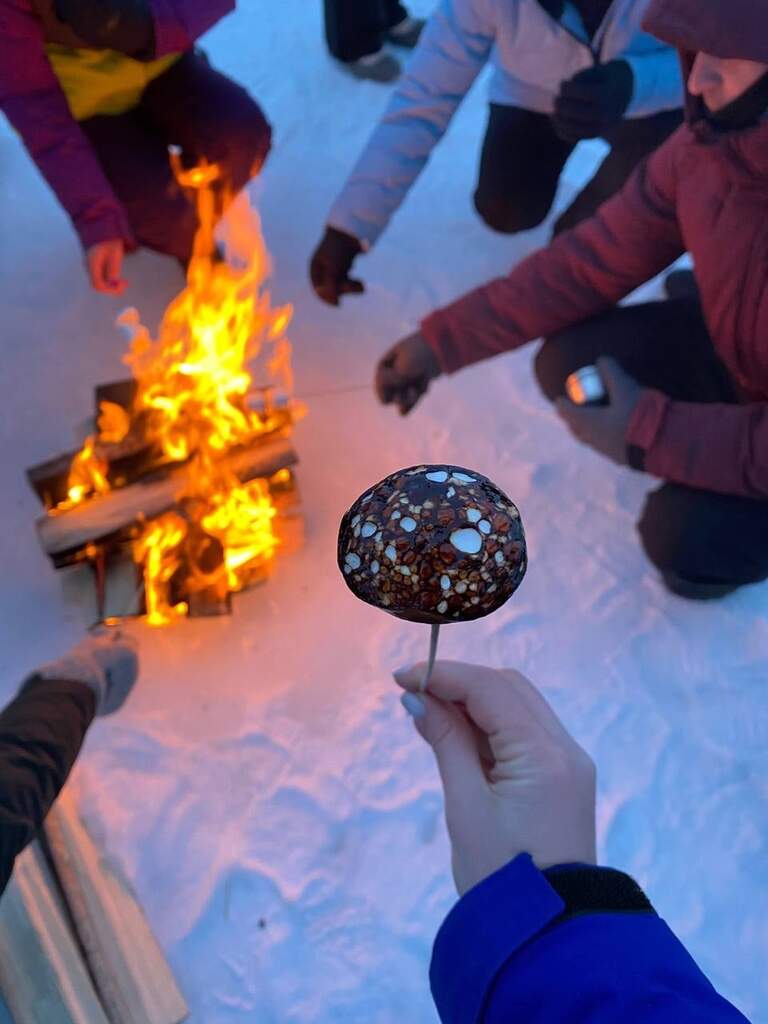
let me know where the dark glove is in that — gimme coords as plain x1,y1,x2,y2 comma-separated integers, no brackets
310,227,364,307
375,332,441,415
555,357,644,466
553,60,634,142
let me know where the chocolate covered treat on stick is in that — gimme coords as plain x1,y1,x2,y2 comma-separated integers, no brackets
338,465,527,688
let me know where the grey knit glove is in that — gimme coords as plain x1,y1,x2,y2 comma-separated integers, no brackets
29,631,139,716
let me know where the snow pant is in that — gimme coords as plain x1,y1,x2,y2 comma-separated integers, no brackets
533,298,768,593
0,676,95,896
324,0,409,61
81,50,272,264
474,105,682,237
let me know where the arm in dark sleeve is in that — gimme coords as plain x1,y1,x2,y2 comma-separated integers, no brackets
421,131,686,374
430,854,751,1023
0,676,95,896
628,394,768,499
54,0,154,57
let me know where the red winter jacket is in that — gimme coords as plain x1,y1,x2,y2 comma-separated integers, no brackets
421,0,768,501
0,0,234,249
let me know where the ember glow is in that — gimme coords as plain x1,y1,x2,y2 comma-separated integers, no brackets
58,163,300,624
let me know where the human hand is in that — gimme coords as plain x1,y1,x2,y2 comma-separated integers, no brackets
553,60,634,142
394,661,596,895
32,630,139,716
375,331,441,415
86,239,128,295
310,226,364,306
555,357,644,465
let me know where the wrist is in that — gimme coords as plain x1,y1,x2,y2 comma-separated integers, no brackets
20,673,98,721
542,863,656,919
325,225,364,255
27,655,107,714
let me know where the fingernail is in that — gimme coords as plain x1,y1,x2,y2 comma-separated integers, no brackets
401,692,426,719
393,664,417,684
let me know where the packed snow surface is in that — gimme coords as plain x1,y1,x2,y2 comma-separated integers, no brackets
0,2,766,1021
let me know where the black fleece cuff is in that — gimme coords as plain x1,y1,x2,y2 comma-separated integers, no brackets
542,864,656,919
626,443,646,471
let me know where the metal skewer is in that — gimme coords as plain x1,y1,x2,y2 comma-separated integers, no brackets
420,623,441,693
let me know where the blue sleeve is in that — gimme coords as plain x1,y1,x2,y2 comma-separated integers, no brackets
430,854,751,1024
623,45,683,117
327,0,495,247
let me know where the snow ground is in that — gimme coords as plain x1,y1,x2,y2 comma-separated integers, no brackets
0,1,766,1020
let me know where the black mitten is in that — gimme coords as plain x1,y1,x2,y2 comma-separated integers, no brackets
310,227,364,307
553,60,634,142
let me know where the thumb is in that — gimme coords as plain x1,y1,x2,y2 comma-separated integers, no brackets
340,277,365,296
401,691,486,805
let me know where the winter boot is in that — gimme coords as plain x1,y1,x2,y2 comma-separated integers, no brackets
661,570,739,601
386,16,425,48
346,50,401,83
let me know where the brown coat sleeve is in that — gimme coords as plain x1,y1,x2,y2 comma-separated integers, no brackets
0,675,95,895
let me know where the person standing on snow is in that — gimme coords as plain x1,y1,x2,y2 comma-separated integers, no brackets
310,0,683,306
394,660,752,1022
374,0,768,601
0,0,271,295
0,631,139,896
323,0,425,83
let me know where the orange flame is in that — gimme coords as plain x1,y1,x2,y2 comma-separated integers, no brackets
132,513,188,626
58,164,299,624
62,437,109,509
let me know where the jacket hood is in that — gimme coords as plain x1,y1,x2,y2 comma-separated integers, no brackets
642,0,768,63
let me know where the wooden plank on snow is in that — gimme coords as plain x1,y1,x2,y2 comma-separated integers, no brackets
44,791,188,1024
0,840,109,1024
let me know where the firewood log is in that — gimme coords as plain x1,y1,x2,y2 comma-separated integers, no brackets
0,841,109,1024
37,435,298,560
43,792,188,1024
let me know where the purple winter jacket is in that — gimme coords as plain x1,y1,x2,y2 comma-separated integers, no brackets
0,0,234,249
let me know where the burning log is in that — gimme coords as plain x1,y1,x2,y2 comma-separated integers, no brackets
28,382,293,511
29,162,303,624
37,435,297,560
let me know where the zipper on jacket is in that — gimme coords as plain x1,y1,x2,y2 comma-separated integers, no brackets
552,0,620,65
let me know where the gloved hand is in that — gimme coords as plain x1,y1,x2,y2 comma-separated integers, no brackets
555,357,644,465
30,630,139,717
310,226,364,306
375,332,441,415
553,60,634,142
395,661,597,895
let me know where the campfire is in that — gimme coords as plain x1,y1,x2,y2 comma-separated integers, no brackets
28,164,303,625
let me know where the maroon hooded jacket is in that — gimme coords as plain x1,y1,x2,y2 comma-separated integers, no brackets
0,0,234,250
421,0,768,501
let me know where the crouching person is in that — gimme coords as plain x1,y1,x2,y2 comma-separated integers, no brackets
395,661,752,1022
0,0,271,294
310,0,683,306
0,631,139,895
375,0,768,599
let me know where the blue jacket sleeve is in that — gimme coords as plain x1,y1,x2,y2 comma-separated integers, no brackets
430,854,751,1024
